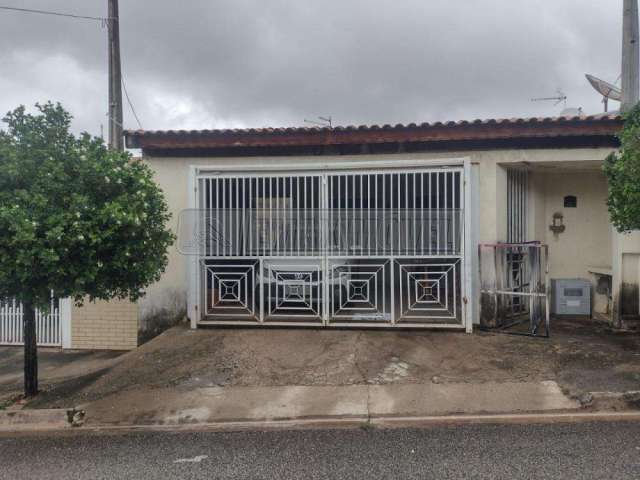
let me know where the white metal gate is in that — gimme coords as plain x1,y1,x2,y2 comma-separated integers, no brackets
192,166,468,329
0,295,62,346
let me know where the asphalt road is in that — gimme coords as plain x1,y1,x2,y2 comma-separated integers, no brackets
1,421,640,479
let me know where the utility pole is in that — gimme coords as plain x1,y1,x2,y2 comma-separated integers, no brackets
614,0,639,328
108,0,124,150
621,0,639,111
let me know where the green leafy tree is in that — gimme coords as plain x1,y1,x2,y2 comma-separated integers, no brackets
605,104,640,232
0,103,174,397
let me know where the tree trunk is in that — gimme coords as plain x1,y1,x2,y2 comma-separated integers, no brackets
23,302,38,397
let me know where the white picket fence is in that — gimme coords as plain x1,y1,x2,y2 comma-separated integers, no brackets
0,297,62,347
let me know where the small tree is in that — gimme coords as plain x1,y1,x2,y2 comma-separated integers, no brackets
605,104,640,232
0,103,174,397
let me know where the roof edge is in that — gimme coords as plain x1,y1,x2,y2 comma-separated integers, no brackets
125,115,623,151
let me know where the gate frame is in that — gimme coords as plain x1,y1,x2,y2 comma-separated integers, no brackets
187,157,475,332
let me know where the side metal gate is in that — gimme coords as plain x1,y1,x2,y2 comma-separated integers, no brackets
190,166,469,329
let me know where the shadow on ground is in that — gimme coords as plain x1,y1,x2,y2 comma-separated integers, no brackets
0,348,123,407
9,316,637,410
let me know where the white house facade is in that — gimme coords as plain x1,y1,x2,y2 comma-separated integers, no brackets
123,114,639,337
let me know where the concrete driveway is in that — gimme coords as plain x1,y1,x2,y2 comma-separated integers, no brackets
11,316,635,409
3,317,639,425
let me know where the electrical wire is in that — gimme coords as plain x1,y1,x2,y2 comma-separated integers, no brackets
0,5,110,22
121,74,143,129
2,4,142,130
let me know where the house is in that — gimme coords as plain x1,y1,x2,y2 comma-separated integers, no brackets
6,114,633,350
120,114,639,336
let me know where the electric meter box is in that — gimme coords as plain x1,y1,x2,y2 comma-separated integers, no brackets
552,279,591,316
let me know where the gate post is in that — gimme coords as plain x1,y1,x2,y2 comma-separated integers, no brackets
60,298,72,349
463,158,477,333
187,166,199,329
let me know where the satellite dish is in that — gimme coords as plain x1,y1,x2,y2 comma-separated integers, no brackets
585,74,622,112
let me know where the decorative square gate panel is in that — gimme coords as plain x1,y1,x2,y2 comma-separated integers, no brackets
328,258,392,323
395,258,462,324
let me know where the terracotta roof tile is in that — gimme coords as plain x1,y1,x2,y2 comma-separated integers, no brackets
124,114,623,151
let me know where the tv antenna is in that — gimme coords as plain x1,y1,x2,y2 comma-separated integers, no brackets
585,74,622,112
304,116,332,128
531,89,567,108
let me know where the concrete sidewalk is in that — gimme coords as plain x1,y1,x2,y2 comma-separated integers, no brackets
80,381,578,426
3,318,638,432
22,317,640,414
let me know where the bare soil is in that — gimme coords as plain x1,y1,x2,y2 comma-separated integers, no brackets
18,316,640,409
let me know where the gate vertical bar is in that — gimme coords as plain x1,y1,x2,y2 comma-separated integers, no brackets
311,177,316,254
322,174,329,324
411,173,419,256
275,176,280,255
444,171,449,254
380,174,388,254
396,173,400,255
269,177,273,256
374,174,379,255
404,173,409,255
463,159,473,331
297,177,301,256
235,178,239,256
222,177,227,256
436,172,440,254
367,174,371,256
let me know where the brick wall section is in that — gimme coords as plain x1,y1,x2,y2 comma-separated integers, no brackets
71,299,138,350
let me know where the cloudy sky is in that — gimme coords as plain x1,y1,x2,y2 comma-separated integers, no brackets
0,1,625,137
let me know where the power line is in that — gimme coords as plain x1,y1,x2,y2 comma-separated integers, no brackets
121,74,143,129
0,5,110,23
2,2,137,139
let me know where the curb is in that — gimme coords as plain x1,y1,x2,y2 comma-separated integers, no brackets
0,408,84,432
371,411,640,428
2,410,640,436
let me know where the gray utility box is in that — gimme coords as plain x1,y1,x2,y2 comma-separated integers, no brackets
552,279,591,316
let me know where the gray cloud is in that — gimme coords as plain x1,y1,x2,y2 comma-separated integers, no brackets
0,1,624,136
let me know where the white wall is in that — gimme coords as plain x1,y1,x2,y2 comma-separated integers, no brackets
136,156,191,327
529,170,614,316
536,171,611,279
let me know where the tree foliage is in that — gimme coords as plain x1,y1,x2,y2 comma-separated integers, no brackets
605,104,640,233
0,102,175,309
